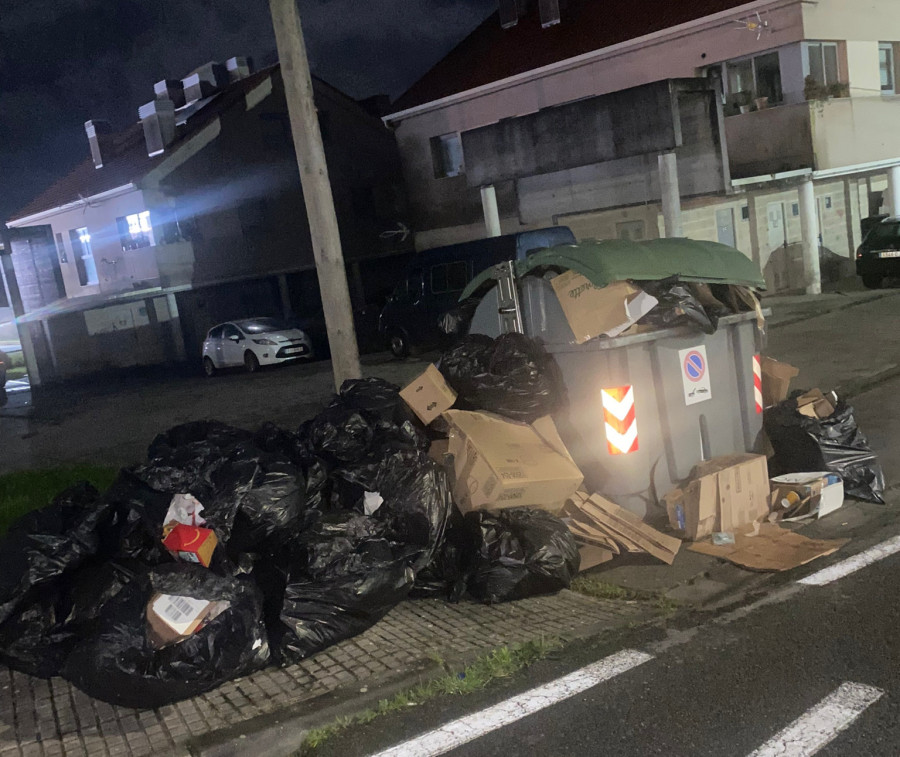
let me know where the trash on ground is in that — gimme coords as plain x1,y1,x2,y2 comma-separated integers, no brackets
163,492,206,531
563,491,680,565
464,507,580,603
663,454,770,541
795,388,837,419
400,364,457,426
689,522,847,572
162,524,218,567
549,273,658,343
146,592,230,648
711,531,735,546
437,333,564,423
760,357,800,407
769,472,844,521
764,391,885,504
443,410,584,515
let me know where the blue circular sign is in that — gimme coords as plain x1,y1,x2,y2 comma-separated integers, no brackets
683,350,706,382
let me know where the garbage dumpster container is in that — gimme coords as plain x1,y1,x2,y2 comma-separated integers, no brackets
464,238,768,519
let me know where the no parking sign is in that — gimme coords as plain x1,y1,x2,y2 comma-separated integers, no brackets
678,345,712,405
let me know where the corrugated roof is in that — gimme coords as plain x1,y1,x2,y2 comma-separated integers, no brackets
391,0,757,113
8,67,278,225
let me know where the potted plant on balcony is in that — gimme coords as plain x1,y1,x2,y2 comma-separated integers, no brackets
804,75,829,102
827,81,850,98
735,90,753,114
754,95,769,110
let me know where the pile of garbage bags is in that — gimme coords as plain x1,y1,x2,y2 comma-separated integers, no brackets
764,392,885,504
0,370,579,708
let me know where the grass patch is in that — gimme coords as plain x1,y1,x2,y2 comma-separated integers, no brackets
0,465,118,535
570,575,680,617
301,636,562,752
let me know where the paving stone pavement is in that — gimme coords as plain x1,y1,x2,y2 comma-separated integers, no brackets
0,590,650,757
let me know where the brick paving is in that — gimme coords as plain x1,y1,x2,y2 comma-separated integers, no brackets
0,590,649,757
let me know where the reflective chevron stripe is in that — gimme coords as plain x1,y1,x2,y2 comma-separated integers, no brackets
601,386,638,455
753,354,763,414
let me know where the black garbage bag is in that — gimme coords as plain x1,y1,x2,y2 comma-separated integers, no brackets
274,513,415,663
438,298,480,339
638,276,717,334
764,394,885,504
0,560,135,678
438,333,564,423
464,508,581,604
411,507,469,601
62,563,269,709
0,482,110,626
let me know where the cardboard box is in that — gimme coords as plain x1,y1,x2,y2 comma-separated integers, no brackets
550,273,658,344
444,410,584,514
663,454,771,541
795,388,836,419
760,357,799,408
770,472,844,520
400,364,457,425
162,524,218,567
146,592,218,648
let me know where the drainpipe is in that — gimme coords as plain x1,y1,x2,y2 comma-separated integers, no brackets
480,185,502,238
658,152,683,238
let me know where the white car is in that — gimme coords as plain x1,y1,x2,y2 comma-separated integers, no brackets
202,318,314,376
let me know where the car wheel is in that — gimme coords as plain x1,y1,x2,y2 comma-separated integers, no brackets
244,351,261,373
202,357,217,377
862,273,883,289
389,330,410,359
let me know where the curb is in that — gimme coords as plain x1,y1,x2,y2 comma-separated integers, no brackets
767,290,900,330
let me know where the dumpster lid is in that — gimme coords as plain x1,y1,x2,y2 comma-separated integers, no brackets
460,237,766,301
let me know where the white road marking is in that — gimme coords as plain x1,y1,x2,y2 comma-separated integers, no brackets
367,649,653,757
747,682,883,757
798,533,900,586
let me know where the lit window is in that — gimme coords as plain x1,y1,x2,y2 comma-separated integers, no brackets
117,210,155,250
68,226,99,286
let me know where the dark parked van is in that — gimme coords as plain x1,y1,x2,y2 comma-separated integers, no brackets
379,226,576,357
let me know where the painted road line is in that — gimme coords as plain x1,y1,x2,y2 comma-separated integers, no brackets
368,649,653,757
798,533,900,586
748,682,883,757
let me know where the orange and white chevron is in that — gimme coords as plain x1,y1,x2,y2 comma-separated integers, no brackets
753,354,763,414
601,385,638,455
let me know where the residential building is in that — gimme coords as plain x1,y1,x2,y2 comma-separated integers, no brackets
384,0,900,293
4,58,411,383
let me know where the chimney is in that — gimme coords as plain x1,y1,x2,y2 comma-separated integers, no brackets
139,99,176,157
182,61,229,103
154,79,186,108
225,56,253,82
84,119,112,169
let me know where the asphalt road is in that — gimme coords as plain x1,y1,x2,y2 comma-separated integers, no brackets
316,521,900,757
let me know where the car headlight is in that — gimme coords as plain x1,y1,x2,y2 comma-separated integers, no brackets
253,338,277,345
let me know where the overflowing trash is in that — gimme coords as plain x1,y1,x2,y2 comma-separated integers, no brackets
764,389,885,504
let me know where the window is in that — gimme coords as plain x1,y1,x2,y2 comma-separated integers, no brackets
754,52,783,103
616,220,646,241
880,43,896,95
222,324,242,340
718,51,783,107
791,203,800,217
208,326,224,340
116,210,155,251
430,133,464,178
806,42,840,86
430,261,469,293
68,227,98,286
741,206,750,220
726,59,754,96
55,232,67,263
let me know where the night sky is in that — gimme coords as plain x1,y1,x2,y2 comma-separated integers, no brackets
0,0,495,223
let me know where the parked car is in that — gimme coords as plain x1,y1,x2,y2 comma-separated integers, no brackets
0,350,7,388
856,215,900,289
379,226,576,357
201,318,313,376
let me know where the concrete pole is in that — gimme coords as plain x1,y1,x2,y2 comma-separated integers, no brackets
480,185,502,238
269,0,361,390
798,179,822,295
889,165,900,217
746,193,762,269
658,152,683,238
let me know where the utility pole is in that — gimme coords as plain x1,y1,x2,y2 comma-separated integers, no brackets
269,0,361,390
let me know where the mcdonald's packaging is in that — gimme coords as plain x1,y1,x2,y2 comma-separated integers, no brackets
162,524,218,567
400,364,457,425
443,410,584,514
663,454,771,541
550,272,658,344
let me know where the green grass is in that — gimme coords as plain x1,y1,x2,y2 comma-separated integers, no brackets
570,575,680,617
301,637,562,752
0,465,118,536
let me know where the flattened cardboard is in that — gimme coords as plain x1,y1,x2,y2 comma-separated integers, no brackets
400,364,457,425
795,388,836,419
689,522,847,571
578,544,615,571
550,273,657,344
444,410,584,514
579,494,680,565
760,357,799,408
664,454,770,541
